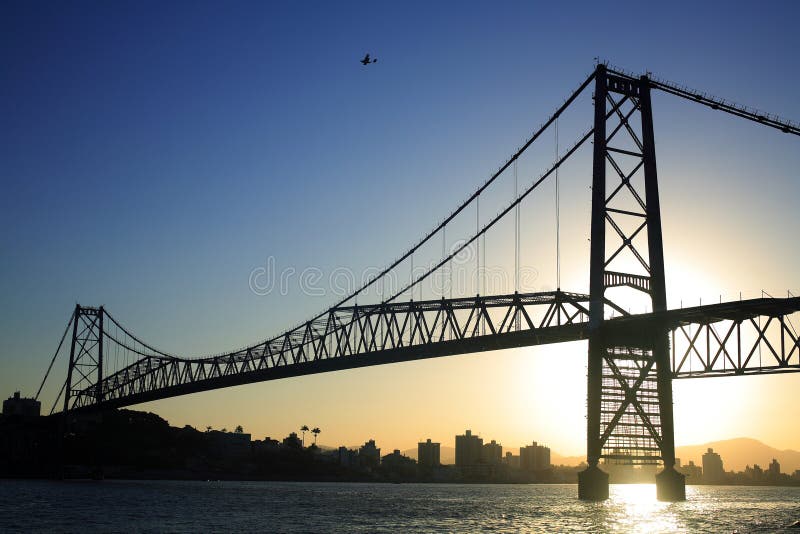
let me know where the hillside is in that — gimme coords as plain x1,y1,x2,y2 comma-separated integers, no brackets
676,437,800,473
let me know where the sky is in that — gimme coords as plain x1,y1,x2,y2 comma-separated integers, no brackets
1,1,799,458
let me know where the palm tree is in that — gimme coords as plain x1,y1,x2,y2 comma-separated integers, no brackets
205,426,212,433
235,425,244,434
311,427,321,445
300,425,309,447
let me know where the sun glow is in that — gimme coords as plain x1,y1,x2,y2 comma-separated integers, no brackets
665,260,722,308
508,341,588,456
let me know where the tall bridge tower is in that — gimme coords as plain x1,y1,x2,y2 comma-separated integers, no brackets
578,65,685,500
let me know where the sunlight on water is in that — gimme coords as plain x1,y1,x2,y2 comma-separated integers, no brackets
607,484,679,533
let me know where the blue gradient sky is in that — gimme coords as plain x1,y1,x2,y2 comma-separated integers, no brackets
2,1,799,456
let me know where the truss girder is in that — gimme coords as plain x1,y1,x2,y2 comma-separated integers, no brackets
89,291,591,408
671,307,800,378
63,296,800,413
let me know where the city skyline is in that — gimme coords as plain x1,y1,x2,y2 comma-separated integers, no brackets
178,414,800,475
2,1,799,462
8,384,796,482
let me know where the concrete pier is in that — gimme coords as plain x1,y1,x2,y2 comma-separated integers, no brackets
577,465,609,501
655,467,686,501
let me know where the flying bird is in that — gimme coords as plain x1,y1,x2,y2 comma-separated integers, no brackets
360,53,377,65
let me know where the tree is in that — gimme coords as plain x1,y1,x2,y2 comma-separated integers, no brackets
312,427,321,445
300,425,309,446
205,426,212,433
235,425,244,434
221,428,228,433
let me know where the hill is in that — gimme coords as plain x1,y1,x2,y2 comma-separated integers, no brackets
676,437,800,473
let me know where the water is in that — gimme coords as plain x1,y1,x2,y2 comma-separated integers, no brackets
1,480,799,532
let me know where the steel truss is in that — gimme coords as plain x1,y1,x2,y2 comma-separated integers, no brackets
64,305,104,412
600,347,662,463
67,291,591,410
61,295,800,413
670,301,800,378
583,64,677,476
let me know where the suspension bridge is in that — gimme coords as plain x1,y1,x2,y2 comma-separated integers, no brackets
34,63,799,501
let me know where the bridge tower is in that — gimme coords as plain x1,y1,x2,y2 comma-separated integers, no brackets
63,305,105,414
578,65,686,501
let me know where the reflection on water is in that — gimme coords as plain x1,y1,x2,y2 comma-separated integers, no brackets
1,480,799,532
607,485,680,532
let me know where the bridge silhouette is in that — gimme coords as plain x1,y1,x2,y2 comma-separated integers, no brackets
36,63,799,501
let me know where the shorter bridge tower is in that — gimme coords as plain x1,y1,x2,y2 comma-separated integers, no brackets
63,305,105,414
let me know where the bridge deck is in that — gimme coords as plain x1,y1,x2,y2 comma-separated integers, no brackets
73,294,799,411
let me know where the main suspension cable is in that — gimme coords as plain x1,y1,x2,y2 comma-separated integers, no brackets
316,70,597,311
35,312,74,401
77,72,600,366
385,127,594,304
603,63,800,136
103,309,176,358
49,379,66,415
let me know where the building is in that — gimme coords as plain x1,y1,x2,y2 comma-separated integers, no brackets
702,448,725,483
252,437,280,454
282,432,303,449
679,460,703,482
359,439,381,468
639,462,658,480
768,458,781,477
602,455,635,483
2,392,40,417
418,439,440,468
520,441,551,471
504,452,520,468
337,447,358,467
381,449,416,477
481,440,503,464
455,430,483,467
745,464,764,481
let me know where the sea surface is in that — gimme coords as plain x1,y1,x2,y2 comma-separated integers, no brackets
1,480,799,533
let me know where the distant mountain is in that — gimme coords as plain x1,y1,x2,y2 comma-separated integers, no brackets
676,437,800,473
551,452,585,467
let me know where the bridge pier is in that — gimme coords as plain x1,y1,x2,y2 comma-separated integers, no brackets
577,464,609,501
655,466,685,501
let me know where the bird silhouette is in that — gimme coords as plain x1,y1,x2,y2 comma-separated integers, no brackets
360,53,377,65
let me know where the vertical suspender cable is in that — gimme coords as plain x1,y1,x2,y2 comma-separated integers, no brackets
448,226,452,299
477,195,482,334
410,252,414,301
476,195,480,296
555,117,561,291
114,322,118,377
483,232,486,296
514,159,520,330
514,159,519,292
441,226,445,297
